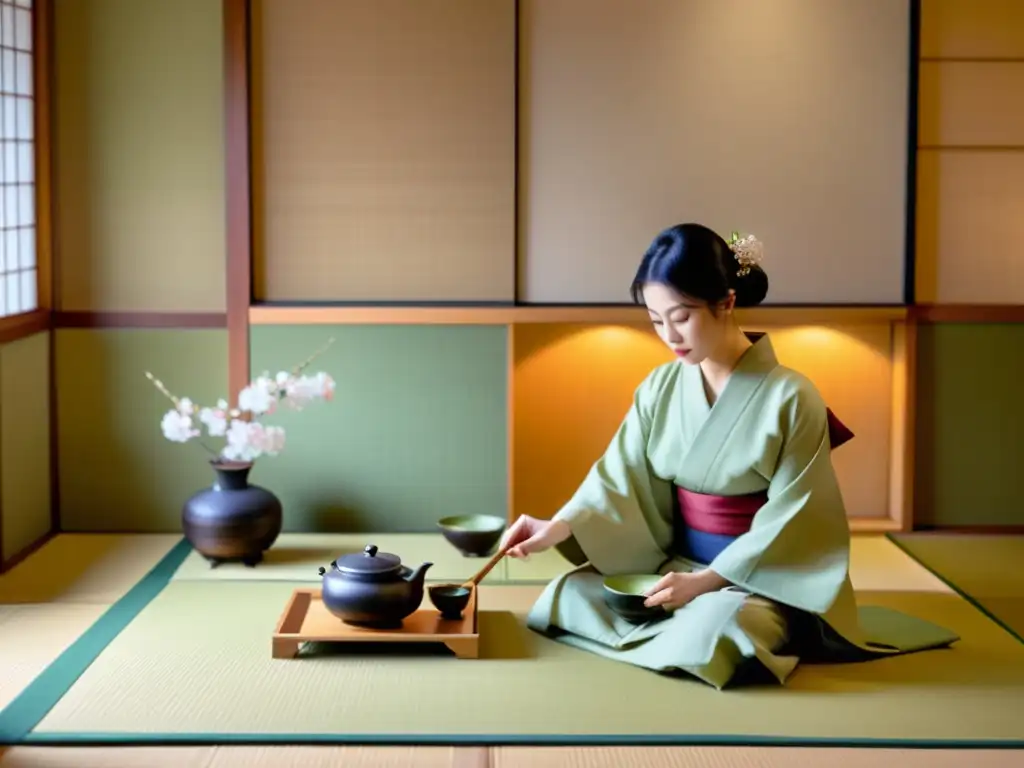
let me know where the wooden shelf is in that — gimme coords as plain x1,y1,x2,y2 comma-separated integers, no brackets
0,309,51,344
249,305,909,326
912,305,1024,323
849,517,904,534
249,303,1024,326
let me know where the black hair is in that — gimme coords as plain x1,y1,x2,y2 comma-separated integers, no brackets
629,223,769,308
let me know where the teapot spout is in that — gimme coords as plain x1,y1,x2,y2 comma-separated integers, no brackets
404,561,433,587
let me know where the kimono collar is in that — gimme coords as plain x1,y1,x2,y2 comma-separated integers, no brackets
685,331,778,420
735,331,778,376
739,331,855,450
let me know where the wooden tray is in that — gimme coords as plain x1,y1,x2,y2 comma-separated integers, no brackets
272,586,479,659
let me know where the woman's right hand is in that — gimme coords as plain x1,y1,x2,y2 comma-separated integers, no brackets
500,515,572,559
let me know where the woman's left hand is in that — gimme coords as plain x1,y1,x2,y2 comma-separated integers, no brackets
643,570,724,611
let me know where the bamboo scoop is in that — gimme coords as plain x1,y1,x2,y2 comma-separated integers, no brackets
427,546,509,619
463,545,509,587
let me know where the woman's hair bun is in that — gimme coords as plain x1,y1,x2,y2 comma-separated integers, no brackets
732,265,768,307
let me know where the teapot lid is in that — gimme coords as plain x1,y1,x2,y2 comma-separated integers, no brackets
335,544,402,576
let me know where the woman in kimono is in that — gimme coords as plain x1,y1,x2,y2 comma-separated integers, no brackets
501,223,957,689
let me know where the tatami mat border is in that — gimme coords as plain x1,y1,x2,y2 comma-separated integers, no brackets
885,533,1024,646
0,539,193,745
13,733,1024,749
2,535,1024,749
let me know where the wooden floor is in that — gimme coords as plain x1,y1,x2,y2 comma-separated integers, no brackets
0,533,1020,768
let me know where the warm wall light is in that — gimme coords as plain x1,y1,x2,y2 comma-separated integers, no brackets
749,324,891,368
575,325,668,358
513,321,897,521
512,322,673,521
781,325,840,346
515,323,671,368
590,325,647,344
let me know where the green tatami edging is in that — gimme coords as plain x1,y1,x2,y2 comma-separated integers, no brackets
13,733,1024,749
4,535,1024,749
0,537,193,745
886,532,1024,647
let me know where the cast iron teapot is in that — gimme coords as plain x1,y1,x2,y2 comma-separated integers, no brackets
317,544,433,628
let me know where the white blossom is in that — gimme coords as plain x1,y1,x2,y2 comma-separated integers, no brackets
160,409,198,442
148,347,334,463
727,232,765,276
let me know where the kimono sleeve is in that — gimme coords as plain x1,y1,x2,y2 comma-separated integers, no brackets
549,366,676,575
707,378,852,615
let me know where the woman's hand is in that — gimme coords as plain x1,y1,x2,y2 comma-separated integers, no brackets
643,569,730,611
500,515,572,558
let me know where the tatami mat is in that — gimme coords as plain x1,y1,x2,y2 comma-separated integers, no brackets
889,533,1024,640
19,580,1020,745
0,533,1019,763
0,604,109,711
0,533,960,748
0,535,180,604
171,533,507,584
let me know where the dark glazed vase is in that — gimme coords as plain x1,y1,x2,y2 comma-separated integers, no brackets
181,460,283,568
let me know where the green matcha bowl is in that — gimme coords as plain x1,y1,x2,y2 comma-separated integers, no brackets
437,514,507,557
602,574,668,624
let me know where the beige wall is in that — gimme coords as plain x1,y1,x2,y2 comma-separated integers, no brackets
255,0,912,306
53,0,226,312
48,0,229,534
916,0,1024,304
518,0,910,305
252,0,517,303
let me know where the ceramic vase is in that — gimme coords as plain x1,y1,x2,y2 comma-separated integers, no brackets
181,460,283,567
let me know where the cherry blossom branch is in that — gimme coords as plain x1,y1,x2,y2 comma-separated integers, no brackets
292,336,335,376
145,339,337,463
143,372,221,457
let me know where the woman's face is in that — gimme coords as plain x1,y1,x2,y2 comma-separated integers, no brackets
642,282,734,365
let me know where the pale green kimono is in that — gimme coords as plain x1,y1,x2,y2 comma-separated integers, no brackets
526,334,958,689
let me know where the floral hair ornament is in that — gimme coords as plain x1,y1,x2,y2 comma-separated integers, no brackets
727,231,764,277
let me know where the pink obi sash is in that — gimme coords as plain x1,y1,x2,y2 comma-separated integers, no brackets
676,487,766,537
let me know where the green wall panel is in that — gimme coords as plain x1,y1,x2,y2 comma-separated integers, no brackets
915,323,1024,526
248,325,508,532
56,329,228,532
1,332,51,561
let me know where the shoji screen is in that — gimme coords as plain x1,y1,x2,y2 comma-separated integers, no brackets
916,0,1024,304
253,0,516,302
518,0,912,304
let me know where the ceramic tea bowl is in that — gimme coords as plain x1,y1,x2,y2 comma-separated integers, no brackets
437,514,506,557
428,584,472,620
602,574,667,624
